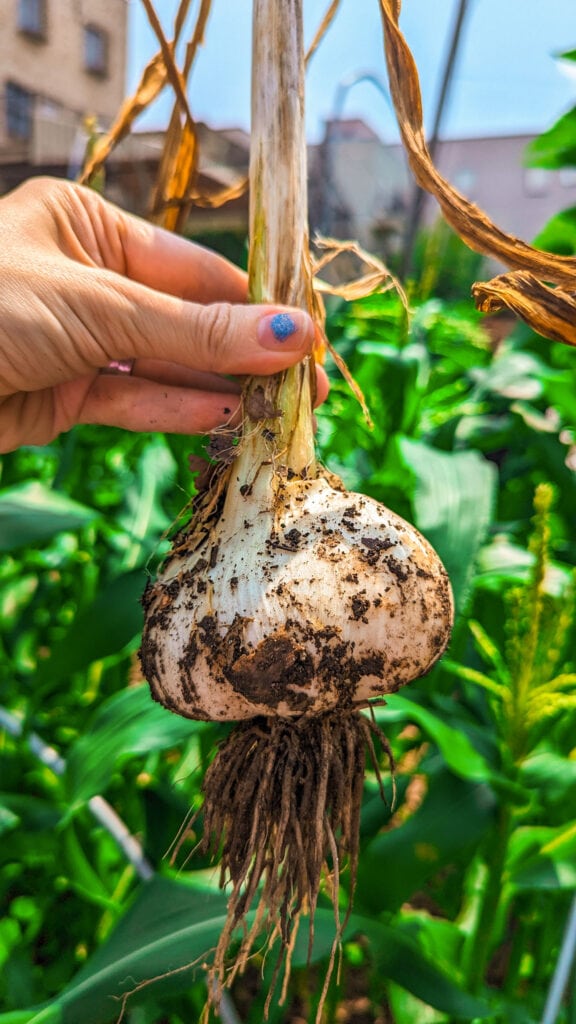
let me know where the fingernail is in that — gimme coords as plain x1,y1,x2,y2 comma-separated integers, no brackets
258,310,314,350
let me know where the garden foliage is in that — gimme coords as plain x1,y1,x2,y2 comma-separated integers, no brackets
1,88,576,1024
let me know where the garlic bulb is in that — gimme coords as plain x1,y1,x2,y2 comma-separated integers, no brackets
141,464,453,722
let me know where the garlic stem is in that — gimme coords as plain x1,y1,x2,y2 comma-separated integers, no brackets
237,0,316,483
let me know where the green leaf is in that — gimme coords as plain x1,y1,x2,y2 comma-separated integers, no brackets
521,750,576,805
355,768,496,915
0,575,38,630
34,874,489,1024
34,570,145,686
0,1013,61,1024
375,695,494,784
443,660,508,700
397,438,496,612
476,538,573,598
526,105,576,169
0,482,96,551
468,620,510,682
355,916,492,1019
116,438,176,570
0,803,19,836
508,824,576,890
65,684,201,805
470,349,548,400
42,877,230,1023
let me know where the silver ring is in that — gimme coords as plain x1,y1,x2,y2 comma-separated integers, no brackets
100,359,135,376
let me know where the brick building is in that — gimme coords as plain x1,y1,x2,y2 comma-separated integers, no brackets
0,0,127,190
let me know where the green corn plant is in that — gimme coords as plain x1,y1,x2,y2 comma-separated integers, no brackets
445,483,576,1007
450,483,575,769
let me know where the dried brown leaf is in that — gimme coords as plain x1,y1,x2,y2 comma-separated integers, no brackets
141,0,194,128
190,176,248,209
313,235,408,309
378,0,576,291
306,0,341,64
173,0,194,40
182,0,213,75
79,52,167,184
472,272,576,348
149,115,197,231
326,340,374,429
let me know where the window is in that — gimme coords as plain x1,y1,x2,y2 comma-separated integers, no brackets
18,0,47,40
84,24,109,77
559,168,576,189
524,168,552,198
5,82,34,140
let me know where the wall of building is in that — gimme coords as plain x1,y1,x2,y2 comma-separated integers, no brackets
0,0,127,166
430,135,576,242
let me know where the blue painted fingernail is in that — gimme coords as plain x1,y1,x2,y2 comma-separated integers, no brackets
258,310,314,350
270,313,297,340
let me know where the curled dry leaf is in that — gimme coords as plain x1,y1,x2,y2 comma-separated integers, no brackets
378,0,576,347
472,272,576,348
311,236,409,425
313,234,408,308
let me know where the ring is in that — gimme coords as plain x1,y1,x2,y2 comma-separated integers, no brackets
100,359,135,376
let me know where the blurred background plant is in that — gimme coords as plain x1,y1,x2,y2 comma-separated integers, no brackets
1,11,576,1024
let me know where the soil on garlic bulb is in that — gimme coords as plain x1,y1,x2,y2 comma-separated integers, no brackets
140,469,453,722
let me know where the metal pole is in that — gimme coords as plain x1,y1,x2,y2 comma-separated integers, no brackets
400,0,471,278
541,895,576,1024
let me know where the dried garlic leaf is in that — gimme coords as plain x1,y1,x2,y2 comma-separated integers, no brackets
79,53,167,184
182,0,213,73
306,0,341,64
150,116,197,231
378,0,576,290
141,0,194,128
313,235,408,310
191,176,248,209
326,341,374,430
472,272,576,347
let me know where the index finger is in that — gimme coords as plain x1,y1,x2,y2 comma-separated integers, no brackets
67,181,249,306
118,213,249,305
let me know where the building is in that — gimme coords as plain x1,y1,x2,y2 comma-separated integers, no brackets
310,118,576,260
0,0,127,191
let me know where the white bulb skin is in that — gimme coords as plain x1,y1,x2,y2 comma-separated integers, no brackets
140,475,453,721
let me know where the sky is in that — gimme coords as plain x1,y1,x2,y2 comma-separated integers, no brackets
126,0,576,144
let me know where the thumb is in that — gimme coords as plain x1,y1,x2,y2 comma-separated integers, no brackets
94,271,316,375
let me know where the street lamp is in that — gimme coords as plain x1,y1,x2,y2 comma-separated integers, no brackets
320,69,394,236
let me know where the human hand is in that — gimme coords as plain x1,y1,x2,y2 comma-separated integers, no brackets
0,177,328,453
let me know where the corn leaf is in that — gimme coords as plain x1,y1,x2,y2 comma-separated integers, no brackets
442,660,508,701
64,685,202,807
0,482,96,551
508,824,576,890
397,438,496,613
468,620,511,684
32,570,144,687
375,694,495,783
355,769,496,915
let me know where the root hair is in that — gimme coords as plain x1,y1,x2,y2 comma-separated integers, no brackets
174,707,393,1023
